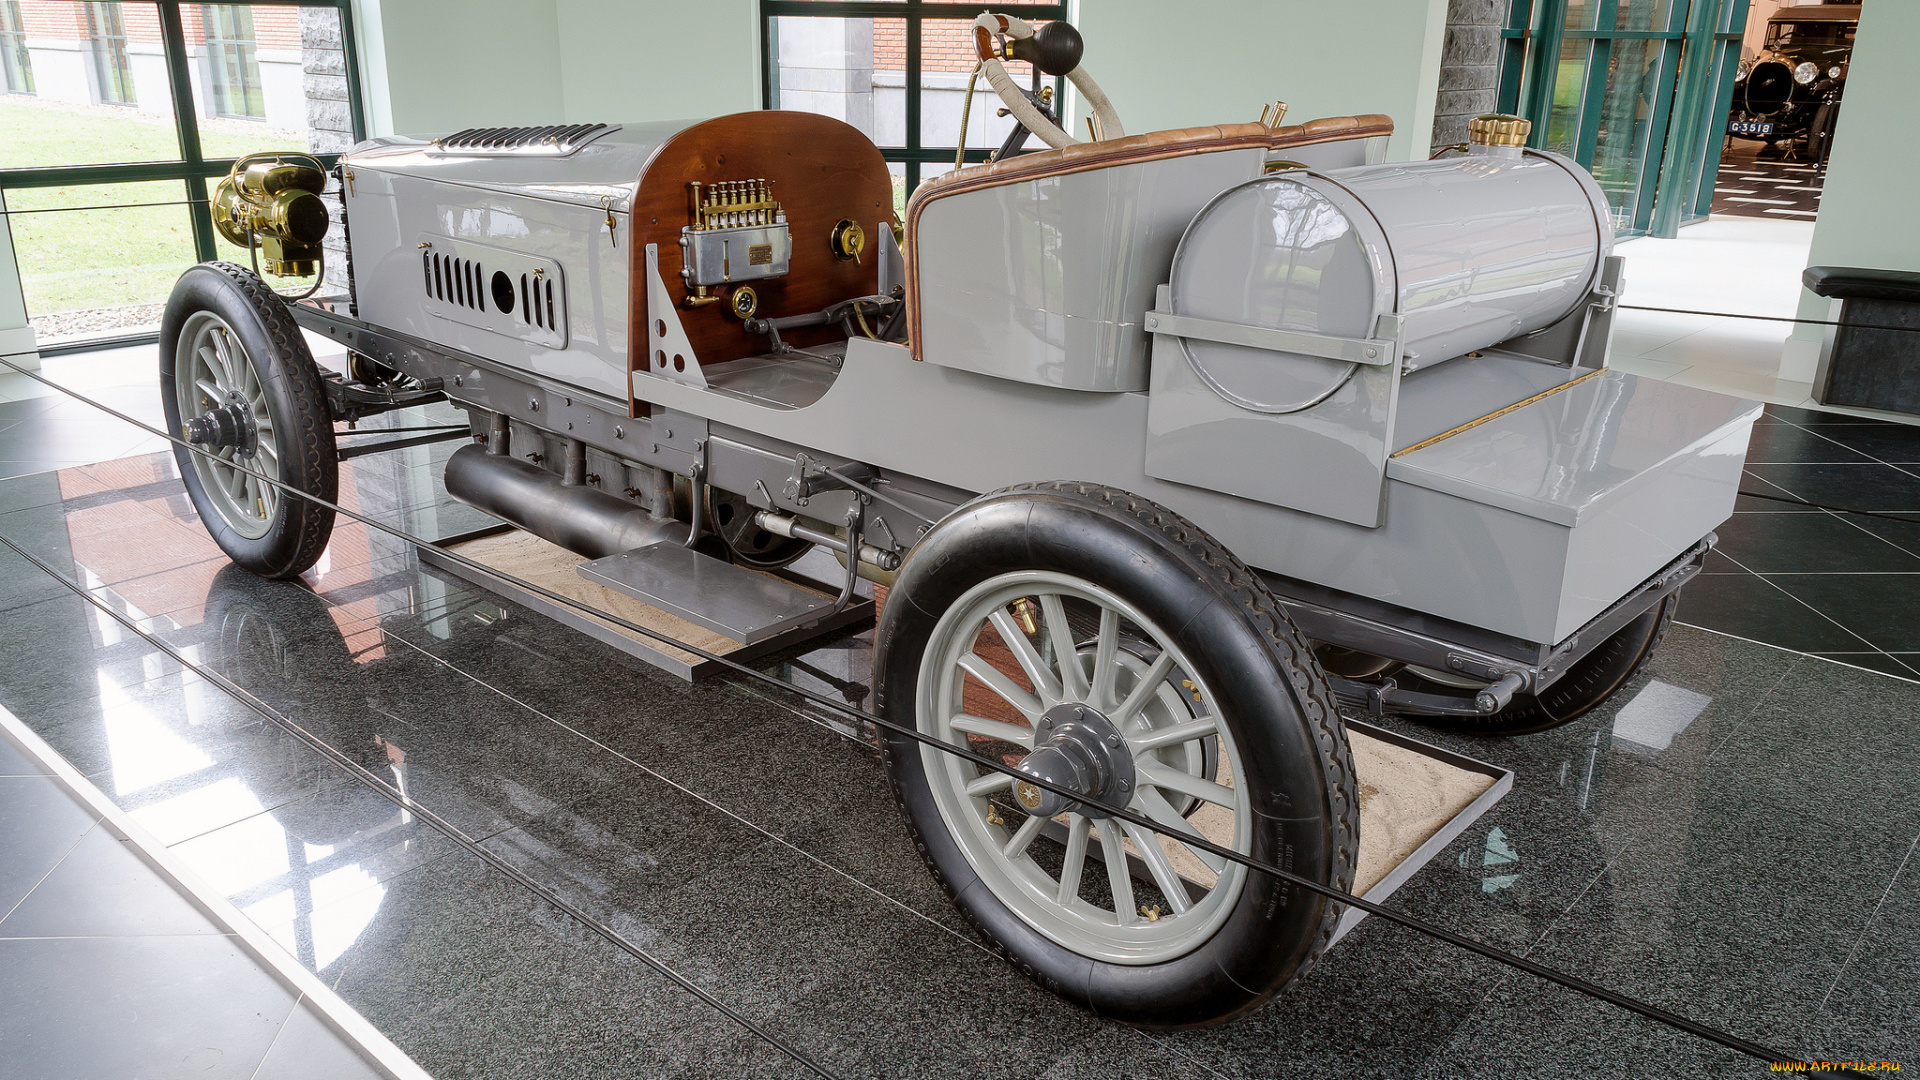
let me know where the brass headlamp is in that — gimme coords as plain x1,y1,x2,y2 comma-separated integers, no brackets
211,153,330,278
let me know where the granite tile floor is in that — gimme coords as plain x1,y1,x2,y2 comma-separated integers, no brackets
0,397,1915,1075
1676,404,1920,680
1711,141,1825,221
0,719,392,1080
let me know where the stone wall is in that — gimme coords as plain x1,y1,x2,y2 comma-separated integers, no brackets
300,8,353,295
1432,0,1504,150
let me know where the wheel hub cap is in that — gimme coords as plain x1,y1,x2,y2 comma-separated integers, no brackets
1013,703,1135,819
184,401,256,457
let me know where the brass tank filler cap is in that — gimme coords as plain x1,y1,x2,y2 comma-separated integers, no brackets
1468,113,1532,148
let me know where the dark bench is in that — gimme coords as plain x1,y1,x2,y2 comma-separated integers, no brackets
1805,265,1920,415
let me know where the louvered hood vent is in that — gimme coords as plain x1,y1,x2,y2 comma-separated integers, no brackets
417,234,568,350
430,124,619,156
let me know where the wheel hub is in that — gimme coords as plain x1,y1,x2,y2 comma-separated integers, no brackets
1012,703,1135,819
184,401,256,457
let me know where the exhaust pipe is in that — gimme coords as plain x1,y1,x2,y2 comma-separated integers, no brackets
444,443,689,560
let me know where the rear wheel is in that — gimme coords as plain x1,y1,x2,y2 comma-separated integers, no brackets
709,487,811,568
876,482,1357,1028
1402,595,1675,736
160,262,337,579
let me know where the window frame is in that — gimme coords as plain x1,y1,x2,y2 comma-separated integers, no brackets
86,1,136,105
0,1,33,94
0,0,368,353
202,3,265,119
758,0,1068,194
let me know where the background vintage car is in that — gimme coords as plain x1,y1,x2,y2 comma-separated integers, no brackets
1729,2,1858,160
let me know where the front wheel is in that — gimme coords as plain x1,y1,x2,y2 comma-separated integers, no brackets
160,263,337,579
875,482,1358,1028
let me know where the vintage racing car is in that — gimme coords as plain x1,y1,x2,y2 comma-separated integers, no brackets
157,13,1760,1028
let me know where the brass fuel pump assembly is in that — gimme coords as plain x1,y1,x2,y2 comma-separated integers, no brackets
211,152,331,295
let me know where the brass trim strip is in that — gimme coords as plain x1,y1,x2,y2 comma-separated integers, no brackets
1390,367,1607,459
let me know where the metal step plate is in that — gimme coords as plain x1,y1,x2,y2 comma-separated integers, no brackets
577,542,837,645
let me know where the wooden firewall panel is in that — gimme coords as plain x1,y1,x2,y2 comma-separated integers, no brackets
626,112,895,417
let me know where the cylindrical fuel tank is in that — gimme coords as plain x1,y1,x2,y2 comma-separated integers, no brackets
1167,146,1610,412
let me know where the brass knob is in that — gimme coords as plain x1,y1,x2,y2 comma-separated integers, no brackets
1468,113,1531,148
830,219,866,263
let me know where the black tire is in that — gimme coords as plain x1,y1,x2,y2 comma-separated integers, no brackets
1808,101,1839,166
874,481,1358,1028
160,262,337,579
1405,595,1676,737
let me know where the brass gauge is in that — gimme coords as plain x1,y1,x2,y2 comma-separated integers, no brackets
729,285,758,320
830,218,866,263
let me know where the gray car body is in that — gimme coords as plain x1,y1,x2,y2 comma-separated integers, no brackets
326,115,1758,678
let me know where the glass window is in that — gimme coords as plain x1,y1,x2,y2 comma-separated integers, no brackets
85,1,134,104
1588,37,1660,229
201,3,262,119
1,1,34,93
1540,38,1590,157
188,4,338,156
0,1,362,347
0,3,180,168
8,180,200,336
763,1,1066,194
920,19,1049,159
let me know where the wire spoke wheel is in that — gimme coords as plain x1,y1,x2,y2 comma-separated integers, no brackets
177,311,280,540
921,571,1249,964
877,482,1356,1026
160,262,337,579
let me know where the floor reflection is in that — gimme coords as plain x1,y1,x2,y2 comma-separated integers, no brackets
1,428,1915,1077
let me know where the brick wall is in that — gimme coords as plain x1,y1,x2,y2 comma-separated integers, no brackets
1432,0,1504,150
17,3,299,50
873,18,1040,76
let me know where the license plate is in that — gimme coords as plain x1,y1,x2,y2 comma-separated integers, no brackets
1729,121,1774,135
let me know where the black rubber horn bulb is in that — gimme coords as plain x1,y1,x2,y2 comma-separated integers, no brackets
1008,20,1083,77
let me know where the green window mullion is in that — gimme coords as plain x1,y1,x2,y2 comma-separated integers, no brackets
1516,0,1567,145
904,16,920,192
758,0,1069,195
157,2,216,261
1573,36,1610,168
1560,30,1683,39
1647,0,1719,237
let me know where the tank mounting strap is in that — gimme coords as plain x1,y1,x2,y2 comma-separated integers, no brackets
1143,310,1399,365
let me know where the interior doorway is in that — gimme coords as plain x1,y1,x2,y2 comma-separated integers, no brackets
1711,2,1857,222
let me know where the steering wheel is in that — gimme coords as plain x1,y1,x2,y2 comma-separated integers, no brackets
973,13,1125,150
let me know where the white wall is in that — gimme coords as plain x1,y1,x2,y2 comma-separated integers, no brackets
354,0,757,136
0,190,36,369
555,0,759,125
1071,0,1451,162
22,38,91,105
355,0,565,135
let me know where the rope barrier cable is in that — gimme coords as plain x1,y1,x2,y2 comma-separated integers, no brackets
1736,487,1919,524
1618,303,1920,335
0,356,1855,1074
0,199,214,216
0,528,845,1080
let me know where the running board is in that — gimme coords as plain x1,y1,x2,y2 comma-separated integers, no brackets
577,541,841,645
420,526,872,682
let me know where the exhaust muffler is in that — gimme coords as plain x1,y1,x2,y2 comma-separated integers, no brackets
443,443,689,560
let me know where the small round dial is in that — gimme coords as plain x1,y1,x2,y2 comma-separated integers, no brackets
729,285,758,320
